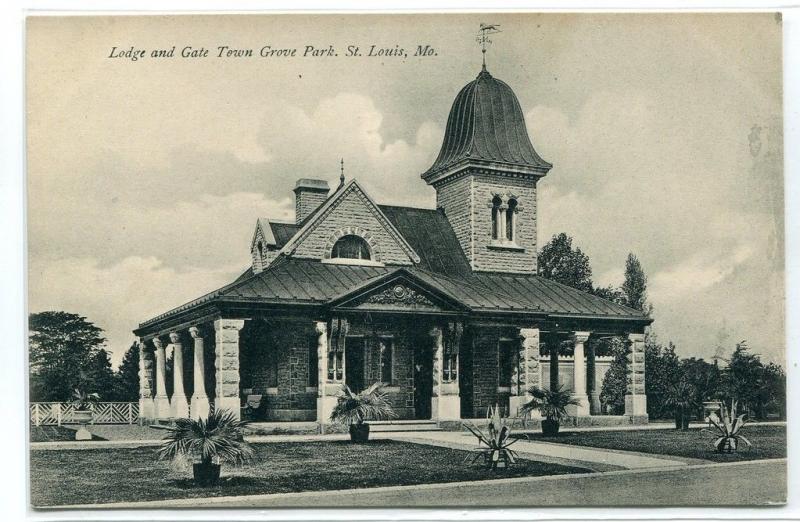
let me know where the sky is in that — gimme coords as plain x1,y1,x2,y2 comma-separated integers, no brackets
26,13,784,367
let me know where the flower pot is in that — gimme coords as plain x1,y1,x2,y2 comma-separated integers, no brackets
73,409,93,424
541,419,560,437
717,437,738,454
192,461,221,486
349,423,370,442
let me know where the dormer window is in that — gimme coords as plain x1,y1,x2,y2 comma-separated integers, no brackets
331,235,371,261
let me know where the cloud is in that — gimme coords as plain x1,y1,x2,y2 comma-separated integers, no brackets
28,255,241,367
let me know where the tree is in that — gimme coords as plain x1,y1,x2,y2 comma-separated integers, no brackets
85,348,116,400
644,338,681,419
621,253,652,315
114,342,141,401
680,357,722,419
722,341,784,419
538,233,593,292
599,337,628,414
29,311,107,401
591,285,626,305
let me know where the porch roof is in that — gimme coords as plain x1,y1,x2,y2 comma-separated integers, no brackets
137,258,649,332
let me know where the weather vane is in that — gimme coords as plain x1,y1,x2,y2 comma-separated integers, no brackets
476,23,501,70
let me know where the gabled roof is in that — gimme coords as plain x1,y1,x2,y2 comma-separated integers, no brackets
279,179,421,264
378,205,472,277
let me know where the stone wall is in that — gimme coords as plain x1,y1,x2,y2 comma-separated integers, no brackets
434,169,539,274
290,186,414,265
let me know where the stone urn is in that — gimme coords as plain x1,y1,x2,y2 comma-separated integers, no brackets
72,409,93,440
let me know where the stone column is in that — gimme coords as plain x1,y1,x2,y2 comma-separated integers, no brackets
189,326,210,420
431,324,460,422
137,339,155,421
152,337,170,419
571,331,591,417
315,321,338,430
169,332,189,418
625,332,648,419
509,328,540,417
498,205,507,241
586,341,601,414
214,319,244,419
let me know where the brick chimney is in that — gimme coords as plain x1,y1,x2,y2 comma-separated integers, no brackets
293,179,330,224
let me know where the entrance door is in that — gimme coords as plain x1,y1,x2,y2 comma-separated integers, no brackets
413,338,433,419
345,337,366,393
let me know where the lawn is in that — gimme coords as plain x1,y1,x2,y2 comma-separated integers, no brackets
517,425,786,463
30,440,591,507
30,425,107,442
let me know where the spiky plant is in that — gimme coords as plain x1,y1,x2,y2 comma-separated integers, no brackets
330,382,397,426
158,410,254,467
703,399,752,453
463,405,519,470
520,385,579,423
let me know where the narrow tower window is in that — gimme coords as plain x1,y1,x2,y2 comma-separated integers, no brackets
491,196,502,240
506,199,517,241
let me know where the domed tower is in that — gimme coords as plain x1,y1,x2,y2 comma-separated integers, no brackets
422,66,552,274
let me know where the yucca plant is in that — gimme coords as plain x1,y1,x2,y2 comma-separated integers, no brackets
520,385,580,436
69,388,100,411
463,405,519,470
703,399,751,453
330,382,397,442
158,409,254,486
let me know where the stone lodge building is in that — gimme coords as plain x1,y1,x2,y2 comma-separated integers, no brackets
134,65,652,429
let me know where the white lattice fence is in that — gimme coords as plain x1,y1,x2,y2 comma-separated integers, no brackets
30,402,139,426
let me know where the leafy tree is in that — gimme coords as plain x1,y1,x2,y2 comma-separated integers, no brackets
85,348,116,399
29,311,107,401
591,285,626,305
114,342,141,401
621,253,652,315
599,337,628,414
537,233,593,292
721,341,784,419
644,337,681,419
680,357,722,418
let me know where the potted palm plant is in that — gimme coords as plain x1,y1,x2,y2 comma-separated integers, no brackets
330,382,396,442
158,409,254,486
69,388,99,440
520,385,579,437
664,380,697,430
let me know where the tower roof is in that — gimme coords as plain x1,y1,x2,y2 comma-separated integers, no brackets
422,68,552,183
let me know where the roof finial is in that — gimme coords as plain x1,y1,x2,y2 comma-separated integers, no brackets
477,23,501,72
339,158,345,188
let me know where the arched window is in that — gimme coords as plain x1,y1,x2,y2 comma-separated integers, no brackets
491,196,502,240
331,235,371,260
506,198,517,241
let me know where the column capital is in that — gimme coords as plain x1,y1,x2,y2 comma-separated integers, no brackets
519,327,540,340
429,324,443,337
189,326,205,339
627,332,646,343
314,320,327,335
152,337,164,350
571,331,591,344
169,331,182,344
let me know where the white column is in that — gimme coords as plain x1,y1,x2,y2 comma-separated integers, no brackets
571,331,591,417
586,341,601,414
214,319,244,419
169,332,189,418
315,321,338,430
431,324,460,422
152,337,170,419
509,328,540,417
137,339,155,421
625,332,648,419
189,326,210,420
